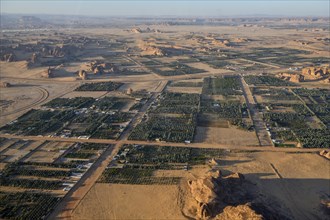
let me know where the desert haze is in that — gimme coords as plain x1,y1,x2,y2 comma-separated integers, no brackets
0,9,329,220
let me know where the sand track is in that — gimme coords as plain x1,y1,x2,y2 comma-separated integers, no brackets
1,86,49,117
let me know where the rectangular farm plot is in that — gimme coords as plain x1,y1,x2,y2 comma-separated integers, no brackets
64,143,108,160
0,192,61,220
98,145,225,185
43,97,95,109
24,141,74,163
150,61,205,76
74,81,123,91
0,140,44,163
202,76,243,96
193,126,259,146
129,114,196,142
129,92,199,143
0,109,76,136
151,92,200,114
0,95,134,139
258,87,330,148
244,75,296,86
0,142,110,220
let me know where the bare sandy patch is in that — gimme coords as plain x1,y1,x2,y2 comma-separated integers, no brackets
194,126,259,146
72,183,185,220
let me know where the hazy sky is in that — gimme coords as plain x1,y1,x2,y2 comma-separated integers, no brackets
1,0,329,17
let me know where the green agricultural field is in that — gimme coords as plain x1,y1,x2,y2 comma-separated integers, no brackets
75,81,123,91
202,76,242,95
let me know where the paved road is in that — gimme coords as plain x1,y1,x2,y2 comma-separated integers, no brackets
240,75,273,147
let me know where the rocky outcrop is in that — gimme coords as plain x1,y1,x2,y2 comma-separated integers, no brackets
212,39,231,47
131,28,142,33
78,70,88,80
278,65,329,83
41,67,54,78
126,88,133,95
2,53,16,62
30,53,38,64
130,27,162,34
41,44,78,57
302,66,329,77
183,170,262,220
93,65,103,74
289,74,304,83
0,81,11,88
141,46,165,56
319,150,330,159
87,61,118,74
216,204,263,220
278,73,305,83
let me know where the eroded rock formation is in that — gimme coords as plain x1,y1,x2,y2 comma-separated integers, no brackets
320,150,330,159
41,67,54,78
0,81,11,88
78,70,88,80
182,169,263,220
278,65,329,84
2,53,15,62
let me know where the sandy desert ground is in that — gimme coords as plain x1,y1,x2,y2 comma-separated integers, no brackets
72,150,329,220
0,16,329,220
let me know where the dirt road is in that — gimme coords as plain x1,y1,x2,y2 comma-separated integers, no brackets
240,75,273,146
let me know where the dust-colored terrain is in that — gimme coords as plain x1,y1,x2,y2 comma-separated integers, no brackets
0,15,329,220
72,151,329,220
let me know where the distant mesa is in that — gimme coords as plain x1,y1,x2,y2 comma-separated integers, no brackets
129,27,162,34
87,60,119,74
212,39,232,47
141,46,165,56
41,44,79,58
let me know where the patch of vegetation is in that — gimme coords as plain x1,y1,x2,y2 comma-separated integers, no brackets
244,75,296,86
43,97,95,109
151,92,200,114
170,81,203,87
202,76,242,95
200,101,251,129
129,114,196,142
151,62,205,76
75,81,123,91
0,109,76,135
98,145,225,185
294,129,330,148
2,164,71,179
92,97,132,111
98,167,180,185
0,192,60,220
0,178,63,190
252,88,298,101
117,145,225,165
